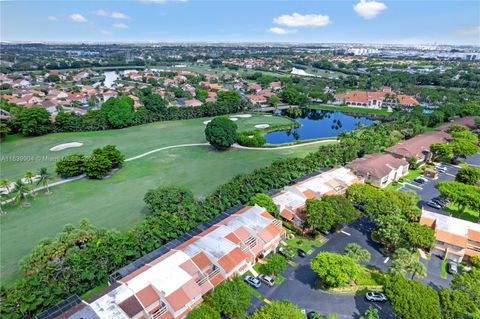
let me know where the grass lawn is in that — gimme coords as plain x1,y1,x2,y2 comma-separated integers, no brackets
309,104,391,116
444,203,479,223
386,169,422,190
0,114,322,285
284,237,324,254
0,113,296,181
441,260,447,279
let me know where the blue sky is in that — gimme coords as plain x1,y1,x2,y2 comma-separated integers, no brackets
1,0,479,45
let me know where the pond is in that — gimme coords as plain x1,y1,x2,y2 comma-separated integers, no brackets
264,109,376,144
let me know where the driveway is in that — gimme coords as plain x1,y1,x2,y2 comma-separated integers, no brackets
420,255,453,289
248,218,395,318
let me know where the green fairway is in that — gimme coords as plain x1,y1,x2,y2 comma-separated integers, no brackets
0,113,296,181
0,113,324,285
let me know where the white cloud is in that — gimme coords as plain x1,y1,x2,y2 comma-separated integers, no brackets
100,30,113,36
268,27,297,35
354,0,387,20
457,25,480,36
111,12,129,19
94,9,109,17
95,10,130,19
69,13,87,23
47,16,58,21
273,13,331,27
113,23,129,29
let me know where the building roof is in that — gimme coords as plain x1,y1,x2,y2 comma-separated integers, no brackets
347,153,408,179
386,131,451,160
420,210,480,249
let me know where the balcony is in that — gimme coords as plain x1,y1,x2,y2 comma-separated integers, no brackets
150,304,168,319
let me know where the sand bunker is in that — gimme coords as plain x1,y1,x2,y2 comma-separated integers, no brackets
50,142,84,152
264,114,272,117
229,117,238,121
254,124,270,129
236,114,252,118
203,120,212,125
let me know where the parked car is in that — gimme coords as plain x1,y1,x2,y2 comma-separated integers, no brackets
414,177,428,184
426,200,442,210
432,197,449,207
258,274,275,287
447,262,458,274
244,275,261,288
365,292,387,302
297,248,307,258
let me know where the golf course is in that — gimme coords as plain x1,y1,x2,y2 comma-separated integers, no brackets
0,113,334,285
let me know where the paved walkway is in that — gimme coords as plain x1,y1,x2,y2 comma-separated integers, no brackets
2,140,331,205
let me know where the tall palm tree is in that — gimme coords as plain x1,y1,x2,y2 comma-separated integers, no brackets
0,192,6,216
408,260,427,280
36,167,52,195
24,171,36,196
13,179,31,208
0,178,12,194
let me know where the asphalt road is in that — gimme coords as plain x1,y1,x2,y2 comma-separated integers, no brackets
248,219,395,319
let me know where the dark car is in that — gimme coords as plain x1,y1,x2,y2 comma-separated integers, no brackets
414,177,428,184
432,197,449,208
297,248,307,258
447,262,458,274
426,200,442,210
258,274,275,287
365,292,387,302
244,275,261,288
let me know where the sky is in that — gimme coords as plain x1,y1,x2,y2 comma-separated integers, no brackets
1,0,479,45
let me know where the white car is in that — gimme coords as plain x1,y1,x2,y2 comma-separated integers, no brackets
366,292,387,302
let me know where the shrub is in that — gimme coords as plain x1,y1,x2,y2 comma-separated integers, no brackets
55,154,86,177
236,130,266,147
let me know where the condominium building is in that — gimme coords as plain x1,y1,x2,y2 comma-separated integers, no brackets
49,205,285,319
420,210,480,263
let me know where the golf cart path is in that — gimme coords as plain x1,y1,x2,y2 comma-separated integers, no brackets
2,140,333,205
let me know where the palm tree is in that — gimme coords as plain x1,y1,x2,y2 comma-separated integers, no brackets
36,167,52,195
24,171,36,196
0,178,12,194
0,192,6,216
13,179,31,208
408,260,427,280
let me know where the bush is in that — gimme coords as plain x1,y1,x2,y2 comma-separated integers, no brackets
84,153,112,179
236,130,266,147
55,154,86,177
144,185,196,215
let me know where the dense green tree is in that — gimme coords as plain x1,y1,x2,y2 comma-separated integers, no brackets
402,223,435,250
210,276,251,319
439,289,479,319
344,243,371,264
455,167,480,185
437,181,480,214
452,138,479,158
249,193,278,215
430,143,453,162
195,87,209,102
374,214,407,252
84,152,112,179
250,301,305,319
0,122,11,139
187,302,221,319
12,106,52,136
216,90,242,106
451,131,478,143
448,124,470,133
262,254,286,276
305,199,336,233
205,116,237,150
450,266,480,305
101,95,135,128
384,274,441,319
322,195,360,225
311,252,360,288
144,185,196,215
361,306,379,319
55,154,86,177
267,95,280,108
279,86,308,105
142,93,165,112
101,145,125,168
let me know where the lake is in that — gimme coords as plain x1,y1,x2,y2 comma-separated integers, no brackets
264,109,376,144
